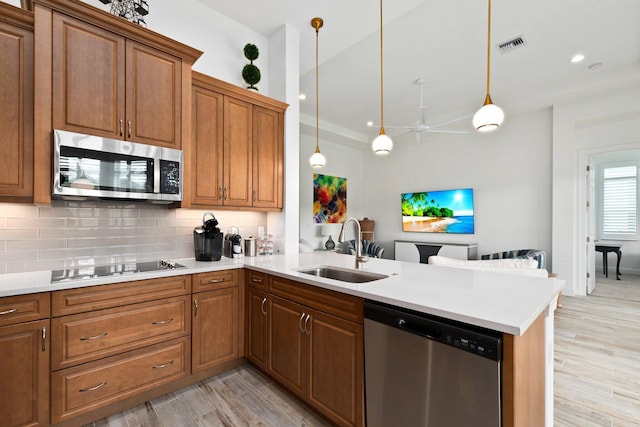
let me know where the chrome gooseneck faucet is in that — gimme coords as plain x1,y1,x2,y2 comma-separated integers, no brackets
338,217,369,269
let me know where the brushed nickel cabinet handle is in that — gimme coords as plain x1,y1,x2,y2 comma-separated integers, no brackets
119,119,124,136
223,187,228,200
79,332,108,341
0,308,17,315
260,297,267,315
152,360,174,369
251,277,263,283
208,278,225,284
253,189,256,202
79,381,107,392
219,186,223,199
304,314,311,335
299,313,306,333
152,318,174,325
193,299,198,317
42,327,46,352
127,120,132,138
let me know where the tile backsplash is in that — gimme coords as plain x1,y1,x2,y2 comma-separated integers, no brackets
0,201,266,274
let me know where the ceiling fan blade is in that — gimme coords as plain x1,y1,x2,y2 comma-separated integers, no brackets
429,113,474,129
426,129,468,134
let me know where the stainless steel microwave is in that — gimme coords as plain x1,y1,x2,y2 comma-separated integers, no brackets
53,130,183,203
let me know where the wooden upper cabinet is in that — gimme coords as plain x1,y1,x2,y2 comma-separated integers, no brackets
253,106,283,209
51,13,181,149
224,96,253,207
0,4,34,202
188,71,287,211
52,12,125,139
191,85,224,205
125,40,181,148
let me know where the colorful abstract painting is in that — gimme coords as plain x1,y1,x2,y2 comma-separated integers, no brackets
313,174,347,223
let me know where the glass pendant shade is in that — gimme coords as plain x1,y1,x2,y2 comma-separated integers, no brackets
473,96,504,132
372,132,393,155
309,150,326,169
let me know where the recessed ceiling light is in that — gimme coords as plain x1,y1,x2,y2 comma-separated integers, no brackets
570,53,585,63
299,93,306,100
366,121,374,127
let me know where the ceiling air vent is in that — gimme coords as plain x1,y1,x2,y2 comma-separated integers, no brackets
496,35,527,54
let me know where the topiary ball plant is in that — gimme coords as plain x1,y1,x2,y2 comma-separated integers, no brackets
242,43,261,91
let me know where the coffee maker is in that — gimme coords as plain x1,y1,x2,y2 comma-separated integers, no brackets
223,226,242,258
193,212,223,261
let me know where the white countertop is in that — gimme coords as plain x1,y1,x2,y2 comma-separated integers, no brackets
0,252,564,336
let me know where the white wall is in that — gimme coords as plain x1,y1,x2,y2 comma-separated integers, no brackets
363,109,554,264
299,135,366,251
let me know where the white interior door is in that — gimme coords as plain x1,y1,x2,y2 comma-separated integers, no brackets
586,164,596,294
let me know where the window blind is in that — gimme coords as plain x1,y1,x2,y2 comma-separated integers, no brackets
602,165,637,236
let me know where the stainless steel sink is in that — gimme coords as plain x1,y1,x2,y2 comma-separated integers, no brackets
298,265,388,283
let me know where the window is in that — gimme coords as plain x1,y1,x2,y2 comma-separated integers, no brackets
601,164,637,240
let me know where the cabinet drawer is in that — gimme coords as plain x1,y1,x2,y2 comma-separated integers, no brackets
246,269,268,290
52,295,190,370
52,275,191,316
0,293,50,327
193,269,238,293
51,337,190,424
268,276,363,324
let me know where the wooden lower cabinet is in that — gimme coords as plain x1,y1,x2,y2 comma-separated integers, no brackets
51,295,190,370
246,286,268,371
51,337,190,424
268,295,307,398
266,293,364,427
192,287,239,373
0,319,50,427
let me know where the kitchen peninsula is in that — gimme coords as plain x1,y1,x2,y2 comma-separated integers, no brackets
0,252,562,427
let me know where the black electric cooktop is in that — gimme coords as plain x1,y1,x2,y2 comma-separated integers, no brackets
51,259,185,283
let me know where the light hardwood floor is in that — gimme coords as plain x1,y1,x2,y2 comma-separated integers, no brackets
86,365,332,427
554,273,640,426
86,273,640,427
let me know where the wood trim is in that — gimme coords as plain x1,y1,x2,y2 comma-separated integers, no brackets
0,1,34,28
502,312,546,427
192,71,288,113
181,60,194,208
33,3,53,204
32,0,202,62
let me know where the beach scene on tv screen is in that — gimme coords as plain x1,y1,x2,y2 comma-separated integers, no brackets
401,188,474,233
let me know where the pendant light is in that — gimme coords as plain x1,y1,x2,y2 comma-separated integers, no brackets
473,0,504,132
309,17,327,169
371,0,393,155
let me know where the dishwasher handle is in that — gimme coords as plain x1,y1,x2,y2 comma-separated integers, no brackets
397,317,441,340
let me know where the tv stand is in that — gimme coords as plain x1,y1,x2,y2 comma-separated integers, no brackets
394,240,477,263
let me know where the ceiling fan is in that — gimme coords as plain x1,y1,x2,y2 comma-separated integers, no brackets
368,77,470,144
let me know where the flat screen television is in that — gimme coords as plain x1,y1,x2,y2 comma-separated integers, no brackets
401,188,474,234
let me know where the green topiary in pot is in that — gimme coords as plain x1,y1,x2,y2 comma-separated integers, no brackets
242,43,261,91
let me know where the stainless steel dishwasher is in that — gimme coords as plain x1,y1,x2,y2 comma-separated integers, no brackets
364,300,502,427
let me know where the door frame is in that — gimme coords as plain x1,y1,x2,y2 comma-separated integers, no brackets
576,142,640,295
